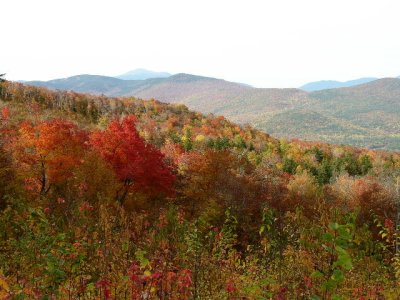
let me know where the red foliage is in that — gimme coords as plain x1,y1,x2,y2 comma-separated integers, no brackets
90,116,175,201
161,141,184,167
1,107,10,120
96,279,112,300
226,280,236,293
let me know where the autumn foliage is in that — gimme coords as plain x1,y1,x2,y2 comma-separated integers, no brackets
90,115,175,202
0,81,399,299
13,119,87,195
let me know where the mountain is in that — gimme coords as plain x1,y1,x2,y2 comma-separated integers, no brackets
257,78,400,150
28,75,129,94
300,77,378,91
116,68,171,80
25,73,311,123
24,74,400,151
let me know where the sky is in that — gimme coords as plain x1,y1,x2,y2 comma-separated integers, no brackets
2,0,400,88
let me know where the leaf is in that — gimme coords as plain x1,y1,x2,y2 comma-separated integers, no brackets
333,246,353,270
322,233,333,242
331,269,344,283
135,250,150,269
0,275,9,292
122,241,129,252
259,225,265,235
329,222,340,230
311,271,323,278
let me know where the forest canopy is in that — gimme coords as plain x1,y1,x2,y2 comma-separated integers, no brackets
0,81,399,299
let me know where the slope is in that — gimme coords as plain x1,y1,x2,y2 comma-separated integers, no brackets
271,78,400,149
25,73,311,123
25,75,400,151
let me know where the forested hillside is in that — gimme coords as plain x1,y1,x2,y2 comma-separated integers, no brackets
1,80,400,299
27,75,400,151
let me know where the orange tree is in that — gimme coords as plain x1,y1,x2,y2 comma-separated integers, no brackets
13,119,88,196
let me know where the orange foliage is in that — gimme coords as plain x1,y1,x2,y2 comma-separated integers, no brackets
13,119,87,195
351,177,396,223
179,150,267,226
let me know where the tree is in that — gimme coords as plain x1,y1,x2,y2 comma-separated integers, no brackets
181,128,193,151
316,159,333,185
180,149,266,228
0,74,6,97
0,106,13,207
14,119,87,195
90,115,175,203
0,142,13,209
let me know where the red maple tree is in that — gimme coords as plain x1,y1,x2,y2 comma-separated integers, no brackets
90,115,175,203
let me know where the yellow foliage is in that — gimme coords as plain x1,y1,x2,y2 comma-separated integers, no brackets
287,171,318,201
0,273,9,299
195,134,205,142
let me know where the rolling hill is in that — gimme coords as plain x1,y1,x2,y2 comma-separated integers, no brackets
25,74,400,151
300,77,378,92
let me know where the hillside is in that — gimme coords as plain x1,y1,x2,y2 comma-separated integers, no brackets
255,79,400,149
1,81,400,298
25,75,400,151
24,73,311,128
27,74,139,95
300,77,378,91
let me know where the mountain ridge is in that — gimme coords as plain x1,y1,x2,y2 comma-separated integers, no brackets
300,77,379,91
23,74,400,151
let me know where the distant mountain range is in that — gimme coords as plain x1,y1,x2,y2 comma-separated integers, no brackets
24,73,400,151
300,77,378,91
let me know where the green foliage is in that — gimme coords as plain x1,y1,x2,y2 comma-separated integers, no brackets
359,154,373,175
316,159,333,185
308,215,356,299
182,128,193,151
282,157,298,174
216,209,238,257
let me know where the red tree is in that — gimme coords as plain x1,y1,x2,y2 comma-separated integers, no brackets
90,115,175,203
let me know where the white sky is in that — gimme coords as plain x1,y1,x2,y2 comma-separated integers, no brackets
2,0,400,87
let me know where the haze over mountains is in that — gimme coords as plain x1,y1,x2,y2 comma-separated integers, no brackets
115,69,171,80
25,71,400,151
299,77,378,92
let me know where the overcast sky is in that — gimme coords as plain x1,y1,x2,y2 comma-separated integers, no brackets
2,0,400,87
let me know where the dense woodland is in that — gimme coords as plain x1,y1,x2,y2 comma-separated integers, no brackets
0,79,400,299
